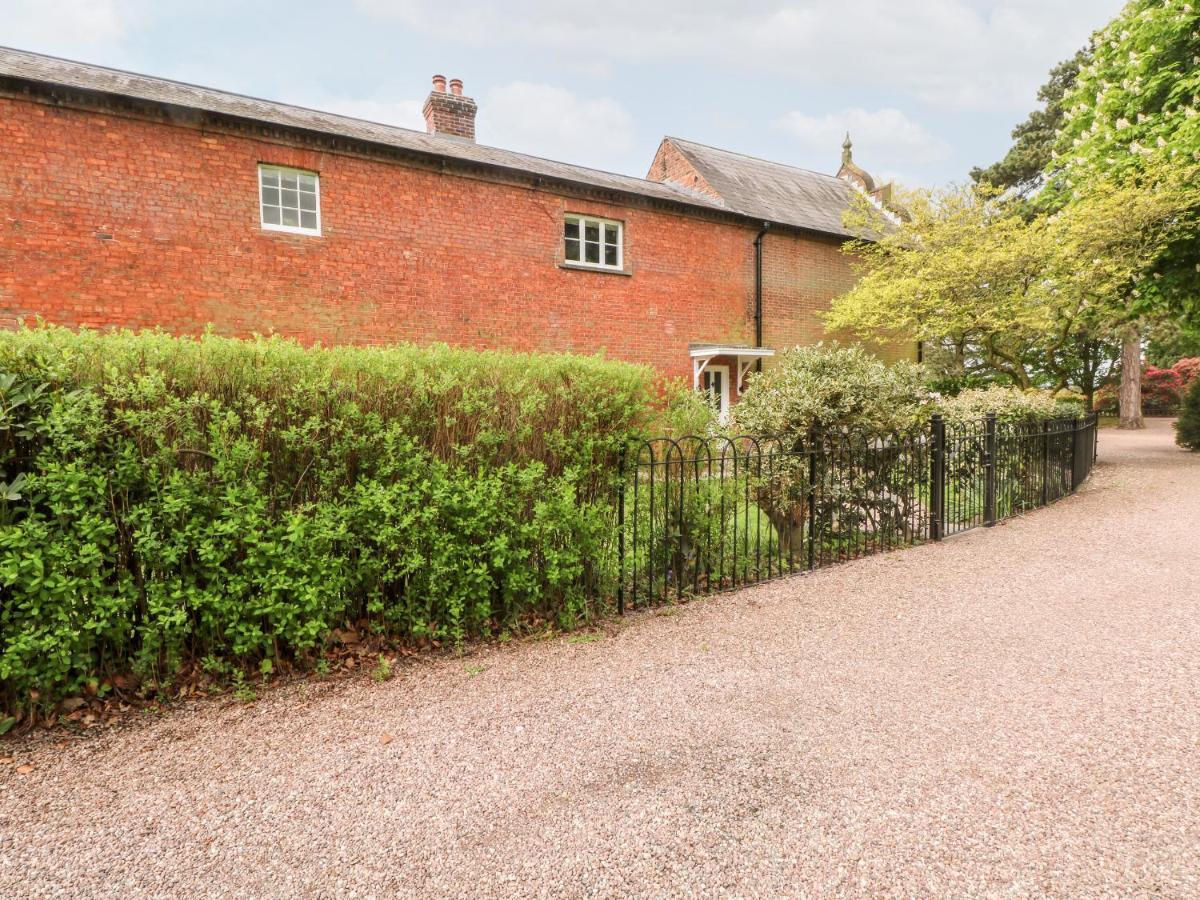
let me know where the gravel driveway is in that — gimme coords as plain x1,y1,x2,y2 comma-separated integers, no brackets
3,419,1198,898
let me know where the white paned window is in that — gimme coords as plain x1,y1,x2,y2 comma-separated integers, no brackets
259,164,321,235
564,214,622,270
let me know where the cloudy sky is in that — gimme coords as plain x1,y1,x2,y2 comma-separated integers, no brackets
4,0,1125,187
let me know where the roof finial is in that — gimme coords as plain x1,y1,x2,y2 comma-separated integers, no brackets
837,132,876,193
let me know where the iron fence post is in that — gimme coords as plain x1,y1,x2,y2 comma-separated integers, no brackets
1041,419,1050,507
616,445,626,615
1069,417,1080,492
983,412,997,526
929,414,944,541
806,427,817,571
676,444,685,601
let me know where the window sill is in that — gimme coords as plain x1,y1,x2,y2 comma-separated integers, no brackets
261,223,322,237
557,261,632,277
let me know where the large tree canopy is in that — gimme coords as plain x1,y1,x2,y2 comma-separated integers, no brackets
877,1,1200,425
829,185,1060,390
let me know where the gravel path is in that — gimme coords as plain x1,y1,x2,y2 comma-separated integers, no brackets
3,419,1199,898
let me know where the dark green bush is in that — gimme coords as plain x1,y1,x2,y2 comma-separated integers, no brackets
0,327,652,715
1176,377,1200,450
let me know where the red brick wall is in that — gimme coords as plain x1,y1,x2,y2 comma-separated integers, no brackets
762,229,855,349
0,95,905,383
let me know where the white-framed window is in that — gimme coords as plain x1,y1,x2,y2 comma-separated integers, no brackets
564,214,622,270
258,164,321,235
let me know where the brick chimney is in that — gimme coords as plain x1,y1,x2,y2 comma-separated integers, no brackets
423,74,477,141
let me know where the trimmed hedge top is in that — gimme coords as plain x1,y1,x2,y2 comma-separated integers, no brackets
0,326,654,477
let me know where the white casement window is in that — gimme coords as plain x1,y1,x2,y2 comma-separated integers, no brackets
564,214,622,270
259,164,321,235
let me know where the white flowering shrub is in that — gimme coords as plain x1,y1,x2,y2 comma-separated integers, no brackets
939,386,1086,424
733,343,931,437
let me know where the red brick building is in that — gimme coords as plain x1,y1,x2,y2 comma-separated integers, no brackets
0,48,904,416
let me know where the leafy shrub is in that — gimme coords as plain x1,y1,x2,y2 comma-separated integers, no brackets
1174,357,1200,388
1093,383,1117,414
734,343,931,436
1141,365,1185,414
1176,378,1200,450
0,326,653,717
735,358,1086,566
1052,389,1089,417
938,386,1084,424
731,345,931,559
651,378,720,438
935,386,1085,525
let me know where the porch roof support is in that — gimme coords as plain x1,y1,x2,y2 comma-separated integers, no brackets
689,344,775,390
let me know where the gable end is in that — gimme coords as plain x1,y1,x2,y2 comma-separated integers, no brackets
646,138,723,203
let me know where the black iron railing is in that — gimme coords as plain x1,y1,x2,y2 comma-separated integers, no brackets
616,414,1099,612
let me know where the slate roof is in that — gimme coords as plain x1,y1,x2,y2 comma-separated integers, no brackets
663,138,861,238
0,46,861,238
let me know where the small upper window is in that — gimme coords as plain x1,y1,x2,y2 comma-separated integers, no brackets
259,165,320,235
564,214,622,270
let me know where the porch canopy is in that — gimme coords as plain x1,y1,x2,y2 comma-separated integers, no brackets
689,343,775,391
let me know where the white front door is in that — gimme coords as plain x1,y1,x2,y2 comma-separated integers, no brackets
701,365,731,421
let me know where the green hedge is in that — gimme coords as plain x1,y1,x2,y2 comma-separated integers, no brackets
0,327,652,715
1177,378,1200,450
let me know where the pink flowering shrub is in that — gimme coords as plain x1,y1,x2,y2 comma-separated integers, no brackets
1173,357,1200,388
1096,358,1197,415
1141,365,1185,414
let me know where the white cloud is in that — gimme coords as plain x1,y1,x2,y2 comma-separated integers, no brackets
4,0,140,57
478,82,635,170
773,107,951,174
354,0,1125,112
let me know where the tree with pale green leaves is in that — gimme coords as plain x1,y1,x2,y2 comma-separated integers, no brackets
827,159,1200,412
829,184,1059,392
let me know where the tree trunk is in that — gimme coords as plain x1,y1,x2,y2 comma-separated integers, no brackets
1118,327,1145,430
1081,339,1096,414
763,501,807,562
